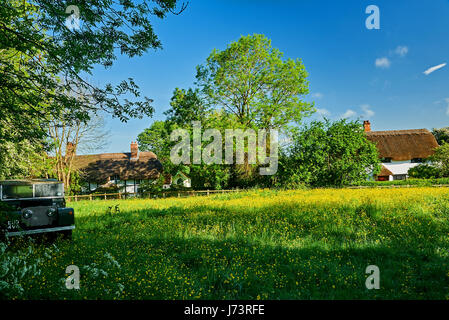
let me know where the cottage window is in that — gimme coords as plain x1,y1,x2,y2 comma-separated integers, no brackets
381,158,392,163
411,158,423,163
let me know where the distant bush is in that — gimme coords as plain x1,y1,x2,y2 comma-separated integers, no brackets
355,178,449,187
408,164,442,179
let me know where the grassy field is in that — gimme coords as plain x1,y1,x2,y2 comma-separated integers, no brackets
2,188,449,299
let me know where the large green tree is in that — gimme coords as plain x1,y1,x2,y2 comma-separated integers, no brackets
137,117,232,190
279,119,381,187
164,88,209,126
137,120,178,162
0,0,186,144
138,34,316,189
195,34,314,130
0,139,52,180
138,88,235,189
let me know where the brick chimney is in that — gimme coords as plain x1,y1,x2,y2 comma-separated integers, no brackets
363,120,371,132
130,141,139,160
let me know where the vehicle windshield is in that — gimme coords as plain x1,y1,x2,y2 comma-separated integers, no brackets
1,183,64,199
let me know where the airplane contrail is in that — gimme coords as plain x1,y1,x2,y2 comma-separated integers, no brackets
423,63,447,75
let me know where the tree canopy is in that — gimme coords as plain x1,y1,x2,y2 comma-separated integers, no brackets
0,0,185,144
164,88,208,126
195,34,314,131
278,119,381,187
137,34,316,189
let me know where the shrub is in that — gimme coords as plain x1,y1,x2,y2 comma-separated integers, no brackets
408,164,441,179
280,119,381,187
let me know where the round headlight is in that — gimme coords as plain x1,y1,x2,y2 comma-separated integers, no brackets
47,207,57,217
23,209,33,219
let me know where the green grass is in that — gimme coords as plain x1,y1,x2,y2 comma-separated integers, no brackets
2,188,449,300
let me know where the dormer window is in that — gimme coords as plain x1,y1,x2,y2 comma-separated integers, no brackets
381,157,392,163
411,158,423,163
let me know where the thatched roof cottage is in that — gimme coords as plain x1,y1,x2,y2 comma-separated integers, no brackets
363,121,439,181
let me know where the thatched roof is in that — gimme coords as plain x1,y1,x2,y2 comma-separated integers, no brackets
377,165,393,177
73,151,163,184
366,129,439,161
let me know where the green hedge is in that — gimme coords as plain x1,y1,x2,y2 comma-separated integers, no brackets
354,178,449,187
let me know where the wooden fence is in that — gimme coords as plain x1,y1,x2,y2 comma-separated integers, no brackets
65,189,243,202
65,184,449,202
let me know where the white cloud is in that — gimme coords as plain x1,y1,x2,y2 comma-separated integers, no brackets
341,109,357,119
312,92,323,99
423,63,446,75
361,104,375,118
316,108,331,117
394,46,408,57
375,57,391,69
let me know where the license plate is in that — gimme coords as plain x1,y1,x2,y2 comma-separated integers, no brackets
7,220,20,230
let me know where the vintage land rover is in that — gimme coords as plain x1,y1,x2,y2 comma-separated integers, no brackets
0,179,75,239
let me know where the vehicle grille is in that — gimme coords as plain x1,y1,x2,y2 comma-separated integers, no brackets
22,206,57,227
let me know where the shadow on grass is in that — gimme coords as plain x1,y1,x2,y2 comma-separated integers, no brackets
30,201,448,300
12,199,448,300
48,232,449,300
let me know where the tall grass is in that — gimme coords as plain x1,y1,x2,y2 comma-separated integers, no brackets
2,188,449,299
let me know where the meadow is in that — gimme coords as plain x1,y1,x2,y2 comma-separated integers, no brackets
2,187,449,300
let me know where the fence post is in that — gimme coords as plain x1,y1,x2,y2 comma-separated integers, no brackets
89,194,92,201
207,189,210,196
75,195,77,202
104,193,107,200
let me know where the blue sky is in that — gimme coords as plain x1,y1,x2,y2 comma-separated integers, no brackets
89,0,449,154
